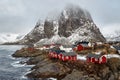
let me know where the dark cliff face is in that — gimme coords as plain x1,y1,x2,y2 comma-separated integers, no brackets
57,6,105,42
58,6,92,37
44,20,54,38
19,5,106,44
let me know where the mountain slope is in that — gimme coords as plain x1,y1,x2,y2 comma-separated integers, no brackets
19,5,106,45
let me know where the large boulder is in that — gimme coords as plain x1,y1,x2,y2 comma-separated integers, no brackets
26,62,71,79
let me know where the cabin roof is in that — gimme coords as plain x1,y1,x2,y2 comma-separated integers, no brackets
80,44,89,47
62,45,72,48
113,46,120,50
87,54,103,59
61,52,76,56
74,41,89,47
49,47,60,51
55,50,65,54
49,48,65,54
50,48,76,56
75,41,89,45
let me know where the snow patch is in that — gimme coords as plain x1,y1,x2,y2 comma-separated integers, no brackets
59,46,73,52
49,78,57,80
105,54,120,59
63,10,68,19
94,52,101,55
53,21,59,35
77,55,86,60
36,35,69,45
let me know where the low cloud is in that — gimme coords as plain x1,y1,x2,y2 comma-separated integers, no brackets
0,0,120,35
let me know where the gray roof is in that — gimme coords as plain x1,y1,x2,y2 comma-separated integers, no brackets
113,46,120,50
62,45,72,48
75,41,89,45
49,47,60,51
80,43,89,47
49,47,76,56
87,54,102,59
61,52,76,56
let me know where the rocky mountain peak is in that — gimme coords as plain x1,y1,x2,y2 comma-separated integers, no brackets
61,5,92,21
19,5,106,45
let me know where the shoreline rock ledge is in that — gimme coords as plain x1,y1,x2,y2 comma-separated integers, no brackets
12,48,120,80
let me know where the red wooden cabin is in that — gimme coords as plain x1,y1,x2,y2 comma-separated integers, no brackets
49,49,77,61
60,52,77,61
86,54,107,64
28,47,35,51
73,41,91,51
27,44,35,51
49,48,65,59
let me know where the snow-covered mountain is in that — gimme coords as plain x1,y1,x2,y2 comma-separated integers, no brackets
0,33,24,44
19,5,106,45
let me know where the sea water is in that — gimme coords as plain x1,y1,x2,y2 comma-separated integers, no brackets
0,45,57,80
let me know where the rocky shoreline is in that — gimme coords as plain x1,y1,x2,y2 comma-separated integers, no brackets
12,47,120,80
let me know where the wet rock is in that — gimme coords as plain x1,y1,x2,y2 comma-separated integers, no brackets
107,58,120,80
31,58,52,70
62,69,84,80
27,62,71,79
27,54,48,65
62,69,100,80
98,66,111,80
12,48,48,57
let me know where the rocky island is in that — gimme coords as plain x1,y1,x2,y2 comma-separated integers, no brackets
12,44,120,80
12,5,120,80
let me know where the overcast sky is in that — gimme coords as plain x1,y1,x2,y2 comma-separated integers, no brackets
0,0,120,35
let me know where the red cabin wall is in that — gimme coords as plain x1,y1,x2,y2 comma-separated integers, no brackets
101,56,107,63
58,54,63,60
49,52,56,58
54,53,58,58
87,58,91,62
95,58,99,63
49,52,54,58
61,55,77,61
87,56,107,64
77,45,84,51
62,56,65,61
64,56,69,61
49,52,52,58
72,56,77,61
91,58,95,62
28,47,34,51
87,57,99,63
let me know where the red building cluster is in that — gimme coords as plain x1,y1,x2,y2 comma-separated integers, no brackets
45,41,107,64
49,49,77,61
86,54,107,64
